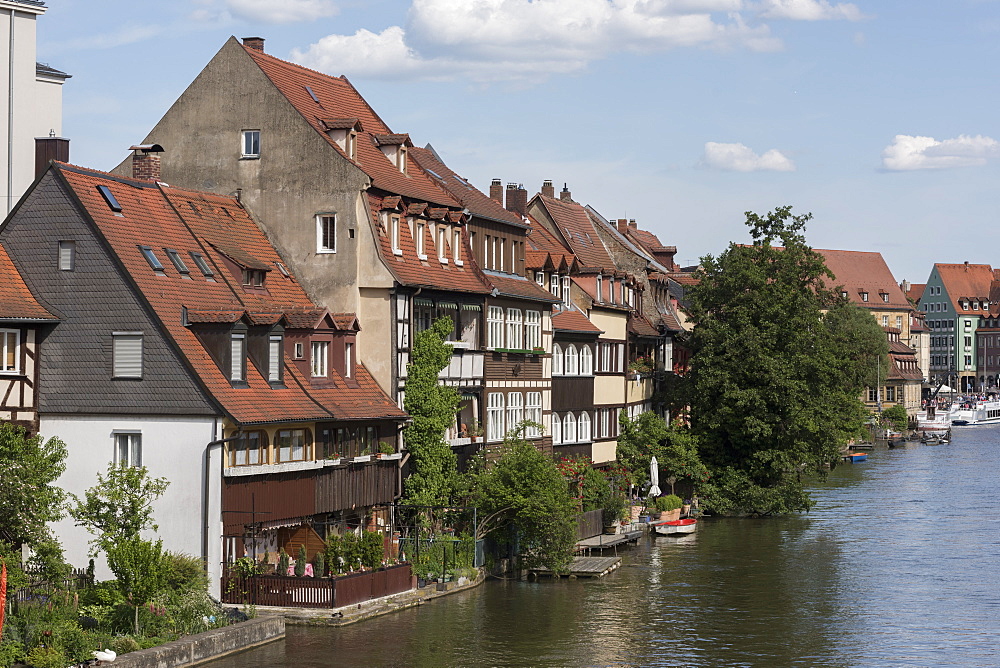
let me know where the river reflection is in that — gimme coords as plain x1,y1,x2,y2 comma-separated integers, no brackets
207,426,1000,667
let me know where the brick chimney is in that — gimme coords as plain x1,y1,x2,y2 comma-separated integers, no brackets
629,219,637,230
617,218,628,233
242,37,265,52
505,183,527,217
489,178,503,203
560,183,572,202
130,144,164,182
541,180,554,198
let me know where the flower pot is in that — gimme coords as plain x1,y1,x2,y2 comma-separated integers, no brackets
650,511,662,520
665,509,681,522
603,524,618,535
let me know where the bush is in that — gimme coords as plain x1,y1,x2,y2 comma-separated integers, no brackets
111,635,141,655
360,532,384,570
313,551,326,577
277,549,289,576
656,494,683,512
294,545,306,577
25,645,67,668
162,552,207,595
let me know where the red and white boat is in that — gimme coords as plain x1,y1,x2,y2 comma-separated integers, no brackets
653,518,697,536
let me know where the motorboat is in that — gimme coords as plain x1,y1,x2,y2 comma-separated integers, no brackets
949,399,1000,426
653,518,697,536
842,452,868,462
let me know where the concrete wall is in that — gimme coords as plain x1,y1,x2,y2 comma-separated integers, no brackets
0,3,44,212
589,310,627,340
594,374,624,405
42,414,223,595
113,615,285,668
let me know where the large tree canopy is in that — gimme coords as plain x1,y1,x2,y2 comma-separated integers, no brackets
686,206,887,514
0,423,67,550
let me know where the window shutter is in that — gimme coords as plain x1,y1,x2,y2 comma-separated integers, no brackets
231,335,245,381
268,336,281,382
113,334,143,378
58,241,75,271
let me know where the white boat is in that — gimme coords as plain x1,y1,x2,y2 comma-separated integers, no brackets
916,410,952,435
653,519,697,536
949,399,1000,425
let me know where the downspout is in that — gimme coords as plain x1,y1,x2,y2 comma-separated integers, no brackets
203,419,241,570
7,9,14,214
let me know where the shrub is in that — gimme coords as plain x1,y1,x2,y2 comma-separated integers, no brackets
313,551,326,577
25,645,67,668
360,532,384,570
162,552,207,595
294,545,306,577
111,635,141,655
277,549,289,576
657,494,683,512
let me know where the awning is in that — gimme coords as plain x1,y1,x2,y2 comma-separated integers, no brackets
461,304,481,311
438,302,458,310
413,298,434,306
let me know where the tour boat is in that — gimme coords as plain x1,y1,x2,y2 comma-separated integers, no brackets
843,452,868,462
653,518,697,536
916,407,952,435
949,399,1000,426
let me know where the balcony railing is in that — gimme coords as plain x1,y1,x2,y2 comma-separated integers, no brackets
221,563,413,609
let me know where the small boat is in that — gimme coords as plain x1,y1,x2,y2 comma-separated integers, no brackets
842,452,868,462
653,518,698,536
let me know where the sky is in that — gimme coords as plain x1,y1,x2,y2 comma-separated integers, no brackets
35,0,1000,284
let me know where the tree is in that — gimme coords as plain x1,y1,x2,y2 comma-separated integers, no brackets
402,316,460,507
70,462,169,555
879,404,909,432
0,423,67,550
465,423,577,572
686,206,885,515
617,412,709,497
105,535,167,635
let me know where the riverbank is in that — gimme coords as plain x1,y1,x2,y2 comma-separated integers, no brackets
257,570,486,627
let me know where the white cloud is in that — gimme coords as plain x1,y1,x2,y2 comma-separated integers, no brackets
881,134,1000,171
292,0,782,83
758,0,864,21
701,142,795,171
190,0,338,24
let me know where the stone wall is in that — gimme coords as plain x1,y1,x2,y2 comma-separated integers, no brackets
113,615,285,668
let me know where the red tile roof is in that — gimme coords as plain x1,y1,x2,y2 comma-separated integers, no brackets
54,163,404,425
628,313,660,338
242,45,459,208
532,195,615,271
408,147,525,228
905,283,925,305
552,308,603,334
369,192,491,295
933,263,995,312
0,242,58,321
483,270,560,303
815,249,911,310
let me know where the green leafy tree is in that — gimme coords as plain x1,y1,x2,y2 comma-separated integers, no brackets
69,463,169,555
0,423,67,550
687,206,885,515
879,404,909,432
402,316,460,507
617,413,709,495
465,423,577,572
105,535,167,634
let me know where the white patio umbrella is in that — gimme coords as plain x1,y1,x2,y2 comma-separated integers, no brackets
648,456,661,497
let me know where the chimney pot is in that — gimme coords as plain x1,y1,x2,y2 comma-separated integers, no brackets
489,178,503,203
242,37,265,52
541,179,554,198
560,183,572,202
628,219,637,230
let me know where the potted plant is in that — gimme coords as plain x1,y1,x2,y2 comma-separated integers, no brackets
467,420,483,443
601,489,627,534
647,496,662,520
658,494,683,522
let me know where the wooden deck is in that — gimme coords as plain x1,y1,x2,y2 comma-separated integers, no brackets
575,529,643,553
530,556,622,578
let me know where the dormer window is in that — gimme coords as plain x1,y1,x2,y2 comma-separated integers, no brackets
551,274,560,298
375,133,410,173
562,277,570,305
268,334,283,384
609,278,616,304
242,268,265,287
345,341,354,378
230,333,246,383
397,146,407,173
597,274,603,302
438,226,448,263
311,340,328,377
536,271,545,287
416,222,426,259
962,301,969,311
346,130,357,160
860,291,868,302
841,291,848,299
391,215,401,255
453,229,462,264
881,293,889,302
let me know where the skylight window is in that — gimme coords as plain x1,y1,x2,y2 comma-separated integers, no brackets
97,185,122,212
189,252,214,277
275,261,290,277
305,85,320,103
165,248,190,275
139,246,164,271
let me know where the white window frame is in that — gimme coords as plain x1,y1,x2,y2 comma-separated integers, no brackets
58,240,75,271
562,276,571,306
317,214,336,253
113,432,142,467
596,275,603,302
563,412,577,443
241,130,260,158
565,344,579,376
550,274,560,298
268,335,282,383
488,306,505,348
536,271,545,287
1,329,20,374
391,215,402,255
345,341,354,378
487,392,505,442
580,345,593,375
552,343,563,375
551,413,562,445
416,222,426,259
294,342,304,359
231,333,246,382
112,332,143,379
609,278,616,304
526,392,542,437
525,311,541,350
311,340,329,378
578,412,591,442
438,226,448,263
600,342,611,372
506,308,523,350
454,229,463,264
507,392,523,434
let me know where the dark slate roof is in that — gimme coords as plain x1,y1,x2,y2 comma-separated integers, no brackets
0,242,58,321
36,62,70,80
54,162,405,424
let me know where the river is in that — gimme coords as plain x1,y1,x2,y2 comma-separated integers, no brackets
207,426,1000,667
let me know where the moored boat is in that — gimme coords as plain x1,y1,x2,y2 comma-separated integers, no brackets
653,518,698,536
843,452,868,462
949,399,1000,425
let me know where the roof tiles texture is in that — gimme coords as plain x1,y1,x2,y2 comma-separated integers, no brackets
934,263,996,311
0,243,58,321
535,195,615,271
552,308,603,334
56,163,403,424
816,249,911,310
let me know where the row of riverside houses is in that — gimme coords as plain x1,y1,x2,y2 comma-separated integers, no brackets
0,36,689,595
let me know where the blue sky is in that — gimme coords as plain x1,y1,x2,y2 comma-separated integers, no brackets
37,0,1000,283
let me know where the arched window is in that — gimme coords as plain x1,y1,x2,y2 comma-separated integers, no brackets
578,412,591,442
563,412,577,443
553,343,563,375
579,345,593,375
551,413,562,445
565,344,579,376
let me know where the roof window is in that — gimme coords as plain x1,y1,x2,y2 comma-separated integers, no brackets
165,248,190,275
189,251,214,277
305,85,320,104
97,185,122,213
139,246,165,271
275,261,290,277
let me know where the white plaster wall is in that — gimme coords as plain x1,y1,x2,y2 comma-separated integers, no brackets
40,415,223,595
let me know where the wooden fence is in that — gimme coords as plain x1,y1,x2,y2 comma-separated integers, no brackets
221,562,412,609
576,509,604,541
